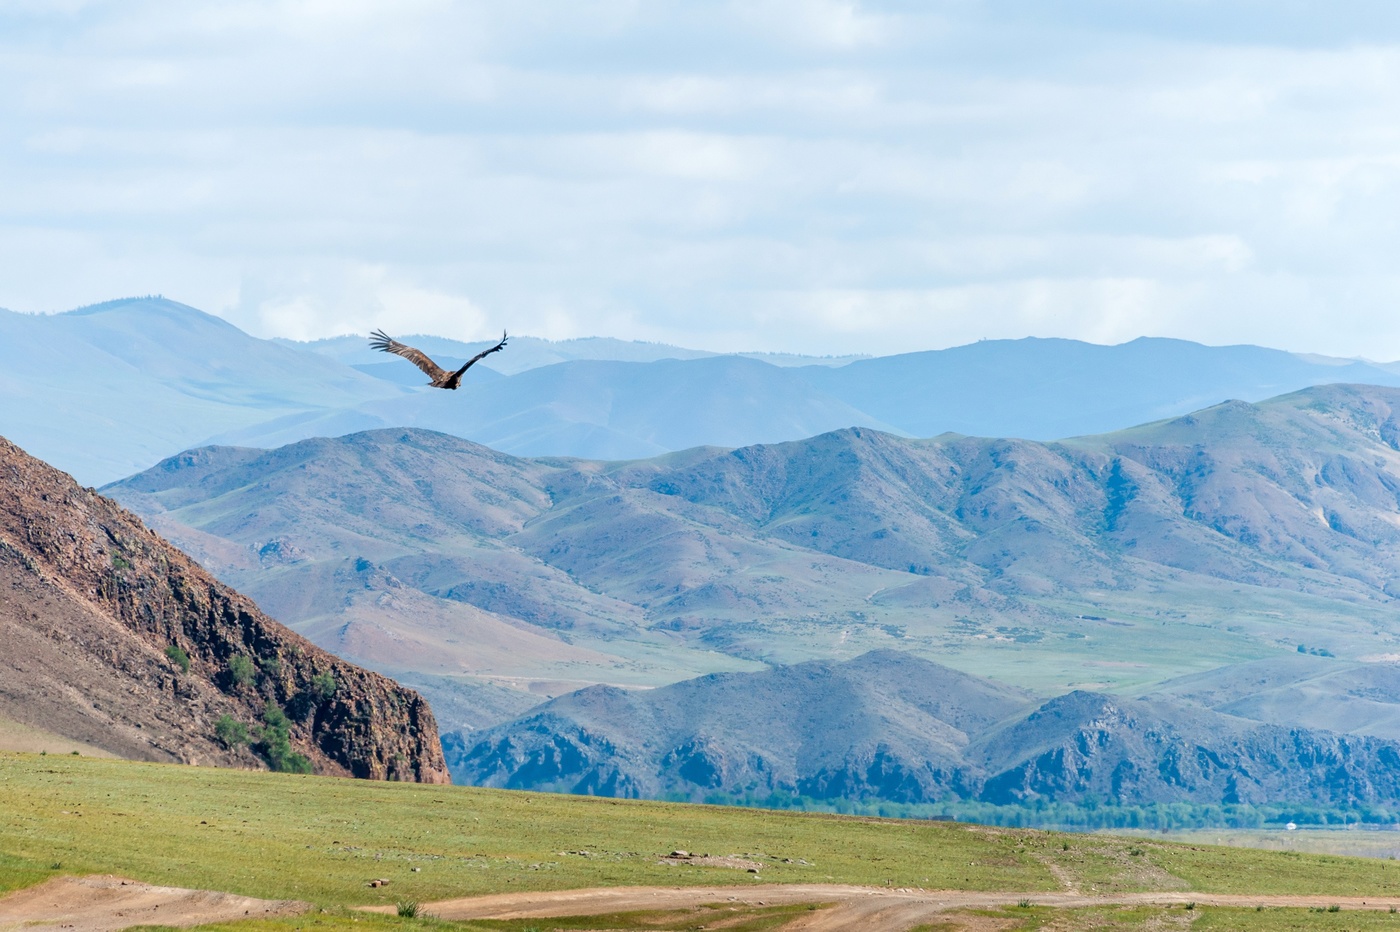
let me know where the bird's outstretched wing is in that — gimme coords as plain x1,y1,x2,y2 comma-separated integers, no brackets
369,329,451,383
452,331,509,376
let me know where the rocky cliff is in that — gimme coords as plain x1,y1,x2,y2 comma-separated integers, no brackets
0,435,449,782
450,650,1400,808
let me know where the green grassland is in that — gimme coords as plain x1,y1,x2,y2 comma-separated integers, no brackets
10,753,1400,930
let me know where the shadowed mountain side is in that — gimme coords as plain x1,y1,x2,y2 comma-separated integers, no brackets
974,690,1400,808
451,651,1034,800
452,651,1400,808
0,435,449,782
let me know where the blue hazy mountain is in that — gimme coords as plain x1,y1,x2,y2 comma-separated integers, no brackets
218,332,1400,461
208,356,904,461
799,337,1400,440
0,297,402,484
10,295,1400,484
291,333,868,375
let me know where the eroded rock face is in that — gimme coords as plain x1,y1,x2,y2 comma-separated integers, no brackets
446,649,1400,809
0,435,449,783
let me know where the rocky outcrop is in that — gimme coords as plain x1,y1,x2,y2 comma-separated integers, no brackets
447,650,1400,808
974,691,1400,807
0,435,449,782
448,650,1030,802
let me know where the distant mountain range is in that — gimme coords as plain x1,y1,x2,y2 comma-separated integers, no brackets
450,650,1400,809
106,383,1400,748
10,296,1400,483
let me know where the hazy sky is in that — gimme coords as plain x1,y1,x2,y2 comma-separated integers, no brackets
4,1,1400,356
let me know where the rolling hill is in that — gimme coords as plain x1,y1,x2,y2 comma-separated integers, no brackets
105,383,1400,742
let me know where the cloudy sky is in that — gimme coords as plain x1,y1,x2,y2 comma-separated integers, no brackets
4,1,1400,357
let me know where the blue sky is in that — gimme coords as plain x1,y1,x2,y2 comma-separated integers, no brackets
3,1,1400,356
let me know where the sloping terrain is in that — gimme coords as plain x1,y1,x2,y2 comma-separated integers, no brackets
0,435,448,781
1141,654,1400,739
0,298,403,484
106,384,1400,734
10,752,1400,906
454,650,1400,809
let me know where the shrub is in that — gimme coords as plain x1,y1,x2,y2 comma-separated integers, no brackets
289,671,339,722
227,655,256,689
214,714,249,748
260,655,281,677
312,670,337,699
286,690,314,722
396,901,419,918
253,702,313,774
164,645,190,673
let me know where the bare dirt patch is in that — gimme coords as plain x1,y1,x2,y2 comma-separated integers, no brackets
368,885,1400,932
0,875,307,932
0,718,114,758
659,853,765,871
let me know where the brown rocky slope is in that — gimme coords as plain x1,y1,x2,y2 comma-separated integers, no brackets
0,435,448,782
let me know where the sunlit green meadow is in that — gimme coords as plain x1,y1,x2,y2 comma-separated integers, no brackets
10,753,1400,930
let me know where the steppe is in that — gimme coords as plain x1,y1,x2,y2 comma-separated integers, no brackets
8,753,1400,931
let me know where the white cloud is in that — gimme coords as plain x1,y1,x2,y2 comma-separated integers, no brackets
3,2,1400,356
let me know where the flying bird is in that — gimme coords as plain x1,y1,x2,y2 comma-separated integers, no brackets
369,329,508,389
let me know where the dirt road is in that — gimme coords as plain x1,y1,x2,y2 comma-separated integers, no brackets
364,883,1400,930
0,875,307,932
11,876,1400,932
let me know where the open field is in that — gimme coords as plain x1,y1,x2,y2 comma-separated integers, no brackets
1120,826,1400,860
9,753,1400,930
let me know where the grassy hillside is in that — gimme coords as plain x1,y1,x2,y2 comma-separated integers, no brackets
8,753,1400,908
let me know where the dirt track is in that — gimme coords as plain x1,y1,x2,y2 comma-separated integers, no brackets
0,875,307,932
363,884,1400,930
11,876,1400,932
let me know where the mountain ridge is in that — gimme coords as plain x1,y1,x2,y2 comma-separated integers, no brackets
451,650,1400,809
0,434,450,781
13,296,1400,483
105,383,1400,737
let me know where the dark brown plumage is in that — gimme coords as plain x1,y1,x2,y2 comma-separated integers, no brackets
369,329,507,389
